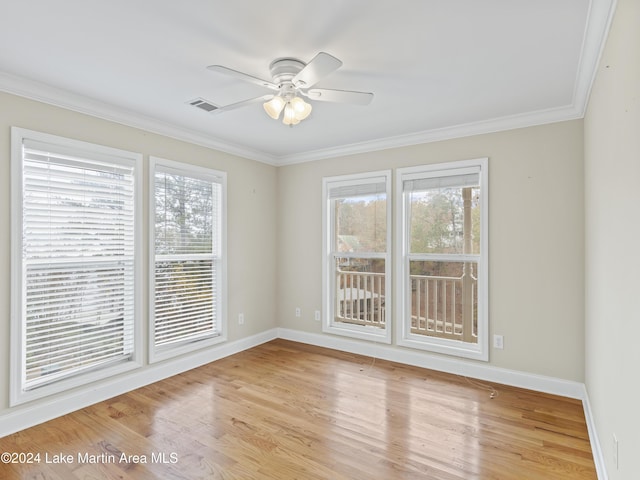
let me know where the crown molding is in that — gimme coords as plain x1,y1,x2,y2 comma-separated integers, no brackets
0,71,279,166
0,72,583,168
276,0,617,166
0,0,616,168
572,0,618,117
276,104,584,166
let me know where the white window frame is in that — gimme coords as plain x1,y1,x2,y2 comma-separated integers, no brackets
396,158,489,361
322,170,392,343
10,127,143,406
149,157,227,363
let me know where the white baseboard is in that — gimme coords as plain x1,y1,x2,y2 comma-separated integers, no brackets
0,327,609,479
581,385,608,480
277,328,585,398
0,328,278,438
277,328,609,479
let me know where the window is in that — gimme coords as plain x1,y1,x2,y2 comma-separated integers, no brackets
322,171,391,343
396,159,488,360
149,157,226,362
10,128,142,405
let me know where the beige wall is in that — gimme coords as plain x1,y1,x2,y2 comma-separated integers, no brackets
584,0,640,476
277,120,585,381
0,87,588,427
0,92,278,414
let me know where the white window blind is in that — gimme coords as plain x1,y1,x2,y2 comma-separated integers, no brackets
153,165,222,350
403,171,480,192
327,176,387,199
20,139,136,391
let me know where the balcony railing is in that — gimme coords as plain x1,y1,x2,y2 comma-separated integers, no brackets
336,270,385,327
334,269,477,342
410,273,477,342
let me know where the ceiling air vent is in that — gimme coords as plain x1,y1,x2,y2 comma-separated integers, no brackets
187,98,219,112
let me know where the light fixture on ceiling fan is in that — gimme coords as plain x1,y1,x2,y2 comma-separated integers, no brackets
205,52,373,126
264,95,311,126
261,70,313,125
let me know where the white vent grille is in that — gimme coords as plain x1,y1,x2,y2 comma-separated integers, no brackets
187,98,219,112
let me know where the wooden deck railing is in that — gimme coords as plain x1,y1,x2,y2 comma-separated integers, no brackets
335,270,385,327
335,269,477,342
410,272,477,342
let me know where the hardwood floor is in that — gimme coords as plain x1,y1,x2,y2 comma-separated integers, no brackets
0,339,596,479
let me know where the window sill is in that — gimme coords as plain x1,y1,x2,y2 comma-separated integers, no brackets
323,322,391,344
397,334,488,361
149,334,227,364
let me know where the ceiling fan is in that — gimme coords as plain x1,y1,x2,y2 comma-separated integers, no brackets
206,52,374,126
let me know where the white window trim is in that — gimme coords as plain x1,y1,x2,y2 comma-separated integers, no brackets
395,158,489,361
10,127,143,406
322,170,392,344
148,157,227,364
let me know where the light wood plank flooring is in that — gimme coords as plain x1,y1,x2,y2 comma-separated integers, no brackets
0,339,596,479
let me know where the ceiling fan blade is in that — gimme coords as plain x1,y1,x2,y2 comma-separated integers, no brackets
304,88,374,105
292,52,342,88
210,94,274,114
207,65,279,91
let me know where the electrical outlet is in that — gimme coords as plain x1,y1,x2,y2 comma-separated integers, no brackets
493,334,504,349
314,310,321,321
295,307,301,318
613,434,619,469
238,313,244,325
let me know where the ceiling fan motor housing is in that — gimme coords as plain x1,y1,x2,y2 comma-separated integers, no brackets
269,58,306,86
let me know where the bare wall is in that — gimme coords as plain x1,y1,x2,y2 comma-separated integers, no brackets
277,120,585,381
584,0,640,476
0,89,587,429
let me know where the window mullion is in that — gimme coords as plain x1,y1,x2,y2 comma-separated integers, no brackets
407,253,480,263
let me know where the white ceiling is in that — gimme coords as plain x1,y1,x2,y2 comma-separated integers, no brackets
0,0,615,165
